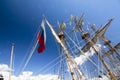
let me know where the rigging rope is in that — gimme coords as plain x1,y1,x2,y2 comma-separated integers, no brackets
18,25,41,75
39,55,66,74
20,40,38,74
34,37,84,75
35,49,65,75
64,31,107,75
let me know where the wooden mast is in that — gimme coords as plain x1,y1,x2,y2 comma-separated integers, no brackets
59,33,83,80
102,37,120,58
91,25,120,77
9,43,14,80
91,22,120,65
75,16,117,80
81,33,116,80
45,18,83,80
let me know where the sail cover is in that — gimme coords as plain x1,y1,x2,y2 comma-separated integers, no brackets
37,20,46,53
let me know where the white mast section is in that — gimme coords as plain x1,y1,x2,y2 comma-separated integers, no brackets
9,43,14,80
45,18,65,48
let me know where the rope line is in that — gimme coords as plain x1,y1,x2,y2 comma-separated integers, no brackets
20,40,38,74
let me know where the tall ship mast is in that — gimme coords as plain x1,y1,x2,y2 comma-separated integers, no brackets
44,14,120,80
9,43,14,80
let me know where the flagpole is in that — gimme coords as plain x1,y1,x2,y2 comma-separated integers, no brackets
9,43,14,80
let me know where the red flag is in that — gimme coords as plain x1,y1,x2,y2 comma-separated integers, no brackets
37,32,45,53
37,20,46,53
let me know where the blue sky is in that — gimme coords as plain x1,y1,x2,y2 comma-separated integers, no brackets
0,0,120,77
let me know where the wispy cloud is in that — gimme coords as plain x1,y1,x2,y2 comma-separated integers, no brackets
75,44,101,65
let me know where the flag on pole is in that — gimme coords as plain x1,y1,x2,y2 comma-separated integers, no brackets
37,20,46,53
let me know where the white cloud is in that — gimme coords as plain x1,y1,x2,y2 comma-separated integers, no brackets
21,71,33,76
18,71,57,80
0,64,10,71
35,74,58,80
0,61,110,80
0,64,58,80
18,73,57,80
75,44,101,65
